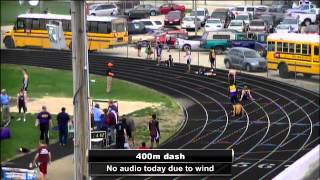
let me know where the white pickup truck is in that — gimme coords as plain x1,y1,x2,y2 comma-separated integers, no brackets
286,3,320,25
289,10,319,25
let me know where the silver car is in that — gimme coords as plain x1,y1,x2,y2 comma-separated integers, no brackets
224,47,267,72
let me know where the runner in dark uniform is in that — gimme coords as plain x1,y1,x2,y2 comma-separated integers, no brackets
240,85,254,102
17,90,27,122
149,114,160,148
115,118,126,149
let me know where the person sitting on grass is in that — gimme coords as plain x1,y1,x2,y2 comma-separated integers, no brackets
30,140,51,180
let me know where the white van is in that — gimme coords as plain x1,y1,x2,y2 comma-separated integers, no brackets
189,8,209,26
132,19,163,30
231,6,255,16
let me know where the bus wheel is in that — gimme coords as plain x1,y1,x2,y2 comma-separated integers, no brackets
279,63,290,79
4,37,15,48
303,73,312,78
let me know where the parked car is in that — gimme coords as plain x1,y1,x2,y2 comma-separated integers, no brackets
89,3,119,16
164,10,184,26
301,24,319,34
155,29,188,46
175,35,203,51
200,31,233,54
231,6,255,16
280,17,300,32
235,13,252,25
260,14,276,33
126,6,150,19
204,18,224,32
275,24,295,33
181,16,201,31
159,3,185,14
286,3,319,14
128,22,148,35
289,10,318,26
211,8,233,28
228,20,247,32
224,47,267,72
248,19,268,33
231,32,268,56
254,6,270,19
125,4,160,16
189,8,209,26
132,19,163,30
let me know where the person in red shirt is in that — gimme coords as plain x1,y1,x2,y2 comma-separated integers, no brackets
31,140,51,180
106,63,114,93
138,142,149,149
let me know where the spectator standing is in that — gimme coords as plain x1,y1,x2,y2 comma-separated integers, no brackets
16,89,27,122
166,54,174,67
108,100,118,114
106,63,114,93
57,107,70,146
146,42,153,59
115,118,127,149
107,107,118,145
31,140,51,180
136,39,142,57
21,69,29,103
156,42,163,66
0,89,10,126
36,106,52,145
209,49,216,70
122,115,135,146
149,114,160,148
92,104,102,130
184,50,192,73
165,35,171,52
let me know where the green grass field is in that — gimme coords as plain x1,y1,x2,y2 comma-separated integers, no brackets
1,64,174,105
1,0,70,26
1,64,180,162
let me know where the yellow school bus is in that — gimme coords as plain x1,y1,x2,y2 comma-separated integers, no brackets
3,13,128,51
266,33,320,78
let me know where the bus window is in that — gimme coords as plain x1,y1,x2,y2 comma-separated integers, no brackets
89,21,98,33
296,44,301,54
302,44,309,55
32,19,40,30
283,42,288,53
25,18,32,32
98,22,111,34
39,19,46,30
315,46,319,56
16,18,24,29
277,42,282,52
289,43,294,53
62,20,70,32
267,41,275,51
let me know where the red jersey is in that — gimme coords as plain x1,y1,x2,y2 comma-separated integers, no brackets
37,145,50,164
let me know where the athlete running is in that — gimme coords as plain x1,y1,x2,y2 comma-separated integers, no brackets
228,83,238,117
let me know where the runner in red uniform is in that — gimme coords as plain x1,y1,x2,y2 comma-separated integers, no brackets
31,140,51,180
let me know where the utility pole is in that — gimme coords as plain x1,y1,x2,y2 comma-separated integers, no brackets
71,1,90,180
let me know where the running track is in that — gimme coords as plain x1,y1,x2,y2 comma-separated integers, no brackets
1,49,319,180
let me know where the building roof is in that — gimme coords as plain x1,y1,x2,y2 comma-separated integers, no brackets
18,13,121,22
267,33,320,43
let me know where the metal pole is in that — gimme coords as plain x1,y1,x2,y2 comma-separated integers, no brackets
195,0,198,36
295,59,297,81
179,48,181,63
71,1,90,180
